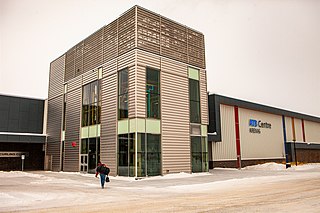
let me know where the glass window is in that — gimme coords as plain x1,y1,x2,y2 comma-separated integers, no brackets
146,68,160,119
118,69,128,119
146,134,161,176
118,134,129,176
189,78,201,123
191,136,208,173
82,80,101,127
81,139,88,154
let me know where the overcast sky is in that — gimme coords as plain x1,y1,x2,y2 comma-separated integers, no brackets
1,0,319,117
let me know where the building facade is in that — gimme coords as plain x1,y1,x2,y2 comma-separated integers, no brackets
46,6,208,176
208,94,320,168
0,94,46,170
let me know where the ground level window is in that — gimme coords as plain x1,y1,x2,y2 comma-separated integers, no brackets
191,136,208,172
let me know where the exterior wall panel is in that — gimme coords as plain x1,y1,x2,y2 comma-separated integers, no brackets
64,88,81,172
212,104,237,161
103,20,118,63
48,55,65,99
100,72,117,175
137,50,161,69
161,65,190,173
161,57,187,78
128,64,136,118
46,96,63,171
82,69,98,85
83,28,103,73
304,120,320,143
294,118,304,142
67,76,82,92
118,7,135,56
285,117,294,142
200,69,208,125
239,108,284,160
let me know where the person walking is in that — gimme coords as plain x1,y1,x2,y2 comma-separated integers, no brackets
95,161,110,189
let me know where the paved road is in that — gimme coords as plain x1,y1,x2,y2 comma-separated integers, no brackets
1,168,320,213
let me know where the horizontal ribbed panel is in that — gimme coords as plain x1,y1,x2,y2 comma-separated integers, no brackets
48,55,65,99
161,57,187,77
103,58,117,78
74,42,84,76
83,69,98,85
46,95,63,171
67,75,82,92
100,73,117,175
161,65,190,173
64,88,81,172
137,50,160,69
187,28,205,68
64,47,75,82
200,69,208,125
118,50,136,70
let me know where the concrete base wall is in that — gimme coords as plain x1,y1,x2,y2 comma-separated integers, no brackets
210,158,285,169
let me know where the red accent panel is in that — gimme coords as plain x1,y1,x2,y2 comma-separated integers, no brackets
234,106,241,169
302,119,306,142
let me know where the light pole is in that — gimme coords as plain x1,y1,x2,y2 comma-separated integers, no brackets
21,154,25,171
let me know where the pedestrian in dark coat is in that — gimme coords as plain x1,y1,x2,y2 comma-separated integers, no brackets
95,161,110,189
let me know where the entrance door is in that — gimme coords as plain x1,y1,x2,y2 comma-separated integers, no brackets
80,154,88,172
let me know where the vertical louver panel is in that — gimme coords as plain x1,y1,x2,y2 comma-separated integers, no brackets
187,28,205,69
74,42,84,77
128,64,136,118
64,88,81,172
160,17,188,64
137,7,160,55
48,55,65,100
83,69,98,85
65,47,75,82
161,64,190,173
83,28,103,73
103,20,118,63
200,69,208,125
118,7,135,56
46,95,63,171
137,49,160,69
100,73,117,176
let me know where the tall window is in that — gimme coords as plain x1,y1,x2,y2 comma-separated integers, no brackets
189,79,201,123
82,80,101,127
191,136,208,172
118,69,128,119
146,68,160,119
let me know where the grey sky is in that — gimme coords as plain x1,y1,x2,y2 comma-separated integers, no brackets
1,0,319,117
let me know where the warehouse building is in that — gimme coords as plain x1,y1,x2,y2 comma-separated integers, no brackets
46,6,208,176
0,94,46,170
208,94,320,169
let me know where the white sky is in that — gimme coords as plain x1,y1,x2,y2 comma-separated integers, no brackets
1,0,319,117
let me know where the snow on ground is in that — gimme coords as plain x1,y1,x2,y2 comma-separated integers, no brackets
0,163,320,212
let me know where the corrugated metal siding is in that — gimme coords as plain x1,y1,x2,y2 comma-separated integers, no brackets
83,28,103,72
118,7,135,56
46,95,63,171
294,118,303,142
187,28,205,69
200,69,208,125
285,116,293,141
103,20,118,63
83,69,98,85
118,50,135,70
137,7,160,55
137,50,161,69
48,55,65,100
212,104,237,161
74,42,84,76
67,75,82,92
64,88,81,172
100,72,117,175
304,120,320,143
239,108,284,160
135,65,146,118
64,47,75,82
161,57,187,77
161,65,190,173
102,58,117,78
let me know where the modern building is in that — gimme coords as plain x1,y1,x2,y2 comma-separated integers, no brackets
46,6,208,176
208,94,320,169
0,94,46,170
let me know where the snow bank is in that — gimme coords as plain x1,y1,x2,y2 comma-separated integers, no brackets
243,162,286,171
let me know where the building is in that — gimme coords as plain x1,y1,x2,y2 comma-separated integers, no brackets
0,94,46,170
208,94,320,169
46,6,208,176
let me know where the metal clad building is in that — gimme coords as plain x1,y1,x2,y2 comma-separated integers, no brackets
46,6,208,176
209,94,320,168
